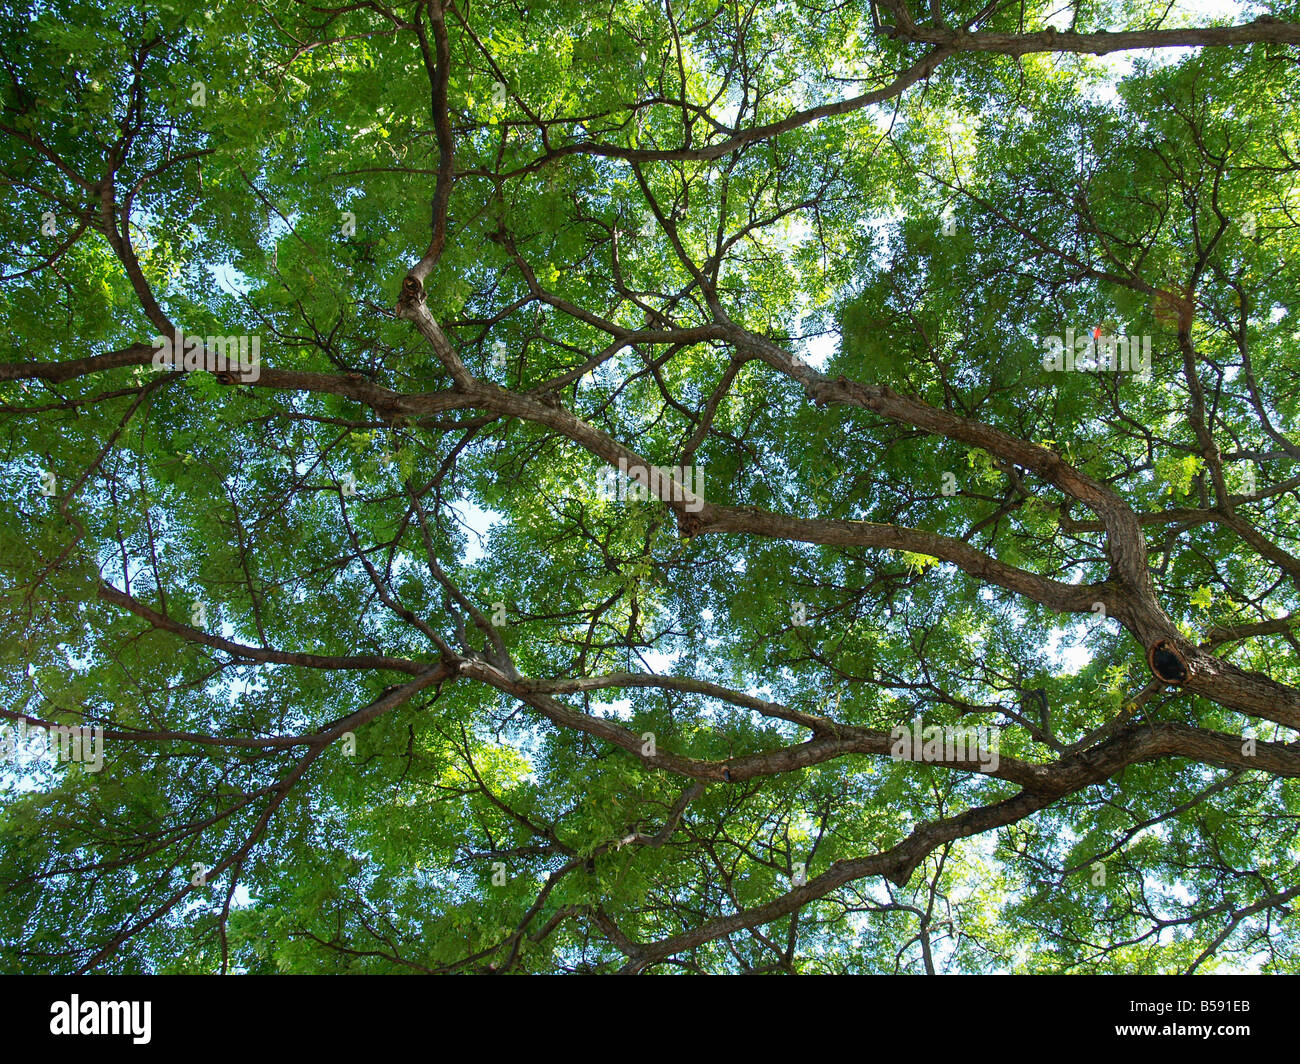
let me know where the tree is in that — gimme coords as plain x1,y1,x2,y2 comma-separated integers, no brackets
1,0,1298,974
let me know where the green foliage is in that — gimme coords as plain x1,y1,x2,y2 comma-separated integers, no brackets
1,0,1298,975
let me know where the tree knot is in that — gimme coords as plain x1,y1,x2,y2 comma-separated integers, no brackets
397,275,424,314
1147,639,1190,686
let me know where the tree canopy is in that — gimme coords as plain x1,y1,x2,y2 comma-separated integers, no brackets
2,0,1299,974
